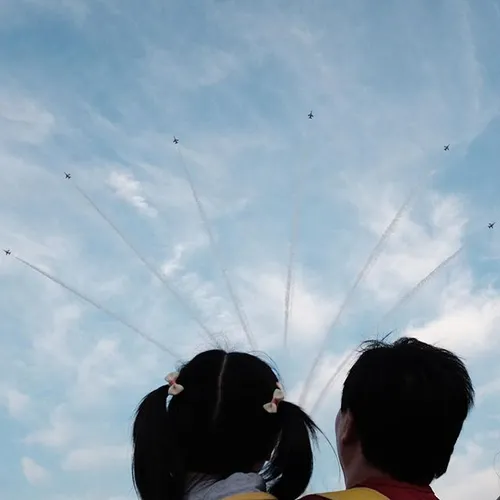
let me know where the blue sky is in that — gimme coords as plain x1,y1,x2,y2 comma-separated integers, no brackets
1,0,500,498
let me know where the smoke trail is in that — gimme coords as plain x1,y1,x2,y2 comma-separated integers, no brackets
73,183,217,343
310,331,398,414
284,119,313,349
299,188,417,406
377,246,463,328
309,350,357,414
15,256,179,357
309,248,464,414
283,195,300,349
175,146,256,350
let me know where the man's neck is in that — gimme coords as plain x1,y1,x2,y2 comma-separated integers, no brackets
344,458,390,489
343,466,436,499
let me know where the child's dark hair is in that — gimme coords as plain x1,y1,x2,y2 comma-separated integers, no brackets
132,350,319,500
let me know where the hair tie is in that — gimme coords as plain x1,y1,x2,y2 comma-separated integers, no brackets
263,382,285,413
165,372,184,396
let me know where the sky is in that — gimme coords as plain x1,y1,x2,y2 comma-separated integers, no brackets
1,0,500,498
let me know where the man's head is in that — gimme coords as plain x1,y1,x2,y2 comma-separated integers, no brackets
335,337,474,487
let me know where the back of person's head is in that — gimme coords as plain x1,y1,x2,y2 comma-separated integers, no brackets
338,337,474,486
132,349,319,500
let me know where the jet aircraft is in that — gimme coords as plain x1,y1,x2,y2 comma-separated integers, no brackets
444,144,450,151
308,111,314,119
64,172,71,179
488,222,495,229
173,136,179,144
4,249,11,255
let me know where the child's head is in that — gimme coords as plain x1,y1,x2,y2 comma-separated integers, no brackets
132,349,319,500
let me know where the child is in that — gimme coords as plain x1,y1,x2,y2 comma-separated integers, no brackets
132,349,320,500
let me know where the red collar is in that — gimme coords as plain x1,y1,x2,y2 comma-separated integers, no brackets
355,478,438,500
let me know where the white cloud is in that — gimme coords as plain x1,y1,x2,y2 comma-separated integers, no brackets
477,375,500,403
1,387,30,418
21,0,89,24
21,456,50,485
0,91,55,145
25,405,76,449
240,267,339,351
1,1,500,498
62,445,130,471
290,348,354,414
360,190,466,306
50,494,134,500
161,243,188,278
160,234,210,279
107,171,158,218
404,277,500,357
72,337,162,407
144,46,241,91
32,303,83,368
434,442,500,500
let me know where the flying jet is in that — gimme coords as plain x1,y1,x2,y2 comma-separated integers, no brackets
173,136,179,144
488,222,495,229
64,172,71,179
444,144,450,151
308,111,314,119
3,249,11,255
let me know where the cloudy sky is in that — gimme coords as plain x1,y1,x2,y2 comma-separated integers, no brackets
1,0,500,498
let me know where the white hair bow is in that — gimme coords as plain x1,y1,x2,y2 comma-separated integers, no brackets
263,382,285,413
165,371,184,396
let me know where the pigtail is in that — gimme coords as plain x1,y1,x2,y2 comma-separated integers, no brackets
264,401,319,500
132,385,186,500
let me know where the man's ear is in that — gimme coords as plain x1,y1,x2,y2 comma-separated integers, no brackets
338,409,357,446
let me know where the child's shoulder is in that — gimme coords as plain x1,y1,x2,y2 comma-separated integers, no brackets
225,493,277,500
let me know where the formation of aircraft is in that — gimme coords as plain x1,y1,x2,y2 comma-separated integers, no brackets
308,111,314,119
3,249,11,255
64,172,71,179
489,222,495,229
173,136,179,144
444,144,450,151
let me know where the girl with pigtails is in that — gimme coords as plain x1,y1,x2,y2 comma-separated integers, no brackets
132,349,320,500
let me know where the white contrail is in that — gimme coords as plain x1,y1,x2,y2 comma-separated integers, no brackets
72,182,218,343
175,145,256,350
283,188,301,349
15,255,179,357
299,187,418,406
284,117,313,349
309,329,396,414
377,246,463,328
309,350,357,414
310,246,464,414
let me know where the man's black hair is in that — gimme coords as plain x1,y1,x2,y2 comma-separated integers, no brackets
132,350,319,500
340,337,474,485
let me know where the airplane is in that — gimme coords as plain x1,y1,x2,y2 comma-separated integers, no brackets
173,136,179,144
64,172,71,179
308,111,314,119
3,249,11,255
444,144,450,151
488,222,495,229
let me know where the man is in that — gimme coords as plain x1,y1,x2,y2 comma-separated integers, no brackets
303,337,475,500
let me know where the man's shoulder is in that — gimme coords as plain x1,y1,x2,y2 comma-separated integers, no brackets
301,488,389,500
